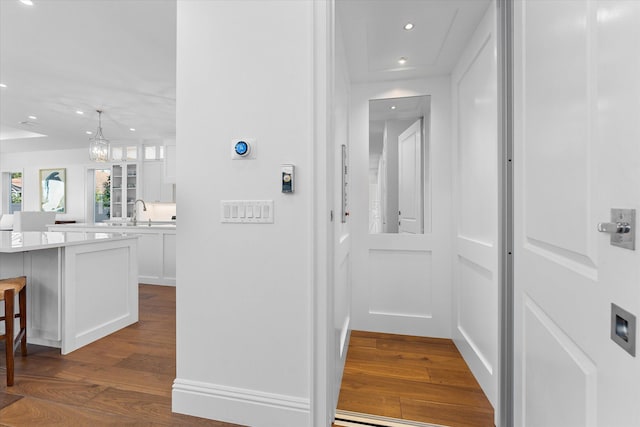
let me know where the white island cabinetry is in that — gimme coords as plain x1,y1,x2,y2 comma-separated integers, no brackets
0,231,138,354
49,224,176,286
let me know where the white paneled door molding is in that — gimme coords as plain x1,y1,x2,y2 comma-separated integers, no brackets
350,77,452,339
451,1,499,419
514,1,640,426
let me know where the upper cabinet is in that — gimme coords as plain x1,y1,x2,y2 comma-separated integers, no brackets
164,139,176,184
110,145,138,162
142,142,175,203
111,163,138,219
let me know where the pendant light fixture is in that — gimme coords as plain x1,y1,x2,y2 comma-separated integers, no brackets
89,109,110,162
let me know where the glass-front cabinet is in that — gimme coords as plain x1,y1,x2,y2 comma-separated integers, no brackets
111,163,138,219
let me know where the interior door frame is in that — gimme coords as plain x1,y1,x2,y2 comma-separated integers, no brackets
497,0,514,426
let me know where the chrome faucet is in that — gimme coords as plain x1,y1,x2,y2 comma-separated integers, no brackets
132,199,147,225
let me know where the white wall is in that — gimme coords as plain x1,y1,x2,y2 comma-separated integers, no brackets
451,1,499,417
173,1,318,426
1,146,174,222
0,148,92,221
350,77,452,337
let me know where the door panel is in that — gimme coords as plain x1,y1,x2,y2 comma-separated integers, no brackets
451,3,499,414
514,1,640,426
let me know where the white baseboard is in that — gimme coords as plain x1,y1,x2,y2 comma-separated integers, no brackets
172,378,310,427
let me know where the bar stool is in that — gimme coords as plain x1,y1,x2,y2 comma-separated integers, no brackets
0,276,27,386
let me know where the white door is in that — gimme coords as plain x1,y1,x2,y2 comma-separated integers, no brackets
514,1,640,426
398,119,423,234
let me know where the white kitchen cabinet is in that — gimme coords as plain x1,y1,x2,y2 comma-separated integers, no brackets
134,231,176,285
137,232,163,283
111,163,138,219
142,161,175,202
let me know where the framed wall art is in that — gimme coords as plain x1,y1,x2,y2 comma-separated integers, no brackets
40,168,66,213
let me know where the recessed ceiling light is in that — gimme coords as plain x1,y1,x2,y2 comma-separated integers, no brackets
76,110,84,115
404,23,414,30
0,83,6,88
391,105,397,110
398,57,407,65
19,0,34,5
86,131,93,135
129,128,136,132
28,115,37,120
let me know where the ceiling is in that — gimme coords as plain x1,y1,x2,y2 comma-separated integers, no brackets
0,0,176,153
337,0,491,84
0,0,490,154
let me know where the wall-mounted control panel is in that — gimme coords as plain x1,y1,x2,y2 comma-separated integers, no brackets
611,303,636,357
281,164,294,193
221,200,273,223
231,138,257,160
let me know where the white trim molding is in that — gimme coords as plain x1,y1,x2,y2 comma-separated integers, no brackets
172,379,311,427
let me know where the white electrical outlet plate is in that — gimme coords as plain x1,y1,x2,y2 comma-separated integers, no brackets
221,200,274,223
231,138,257,160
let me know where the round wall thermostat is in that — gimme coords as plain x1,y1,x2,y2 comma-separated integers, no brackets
231,138,257,159
234,140,250,156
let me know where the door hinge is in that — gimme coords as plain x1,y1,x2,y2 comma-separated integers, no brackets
330,210,334,222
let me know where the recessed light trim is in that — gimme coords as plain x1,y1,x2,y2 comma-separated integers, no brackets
28,115,37,120
76,110,84,115
398,57,407,65
129,128,136,132
0,83,6,88
391,105,397,110
19,0,34,6
404,23,414,30
86,131,93,135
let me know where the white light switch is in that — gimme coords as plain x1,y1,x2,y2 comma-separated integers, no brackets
221,200,274,223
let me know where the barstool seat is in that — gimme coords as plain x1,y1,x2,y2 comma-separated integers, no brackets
0,276,27,386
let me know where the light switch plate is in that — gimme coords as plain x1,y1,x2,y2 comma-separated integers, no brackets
221,200,273,223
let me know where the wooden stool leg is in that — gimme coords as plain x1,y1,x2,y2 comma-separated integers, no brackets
4,288,15,386
19,285,27,356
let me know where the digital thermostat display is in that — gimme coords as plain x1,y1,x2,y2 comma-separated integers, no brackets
231,138,257,160
234,141,249,156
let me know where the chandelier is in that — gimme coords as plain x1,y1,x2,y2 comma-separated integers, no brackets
89,110,110,162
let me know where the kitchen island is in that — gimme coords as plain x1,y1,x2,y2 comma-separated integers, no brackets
0,231,138,354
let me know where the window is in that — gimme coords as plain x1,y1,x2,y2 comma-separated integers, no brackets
9,172,22,214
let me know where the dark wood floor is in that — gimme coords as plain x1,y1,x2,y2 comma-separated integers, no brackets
336,330,494,427
0,284,241,427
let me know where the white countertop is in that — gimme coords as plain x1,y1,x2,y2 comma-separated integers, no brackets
49,222,176,231
0,231,138,253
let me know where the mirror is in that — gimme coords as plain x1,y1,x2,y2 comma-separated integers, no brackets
369,95,430,234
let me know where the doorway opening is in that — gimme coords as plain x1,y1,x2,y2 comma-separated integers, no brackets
333,0,505,425
94,168,111,222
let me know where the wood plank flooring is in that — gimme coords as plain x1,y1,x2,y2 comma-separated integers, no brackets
336,331,494,427
0,284,242,427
